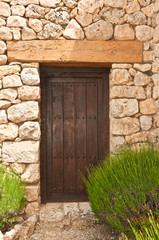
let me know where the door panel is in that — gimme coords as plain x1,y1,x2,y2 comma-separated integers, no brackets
40,68,109,203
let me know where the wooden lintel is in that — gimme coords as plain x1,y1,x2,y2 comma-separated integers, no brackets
7,40,143,65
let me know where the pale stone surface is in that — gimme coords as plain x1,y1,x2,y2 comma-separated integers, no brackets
0,26,12,40
154,112,159,127
140,98,156,114
84,20,113,41
11,162,26,174
29,18,43,32
40,0,61,7
104,0,127,8
45,8,70,26
136,25,154,41
125,132,147,143
138,0,151,7
0,123,18,142
153,26,159,43
142,4,154,17
0,65,21,76
152,74,159,86
154,44,159,57
18,86,40,100
7,16,27,27
134,63,151,72
0,2,11,17
0,88,17,101
63,19,84,40
147,128,159,143
112,64,132,69
0,110,7,123
153,86,159,99
12,27,21,40
110,99,138,117
37,22,63,39
101,8,124,25
63,202,79,216
11,5,25,16
2,74,22,88
0,100,11,109
75,11,92,27
78,0,103,14
25,202,39,216
110,86,146,99
21,63,39,68
21,164,40,183
134,71,150,86
111,117,140,135
152,58,159,73
40,203,64,222
25,185,39,201
111,69,132,85
126,0,140,14
140,115,152,130
0,55,7,65
127,11,146,25
0,18,6,26
64,0,77,8
129,68,137,76
3,141,39,163
22,27,36,40
110,136,125,152
143,51,153,62
114,24,135,40
10,0,39,5
19,121,40,140
0,41,7,54
21,68,40,85
7,101,39,123
25,4,45,18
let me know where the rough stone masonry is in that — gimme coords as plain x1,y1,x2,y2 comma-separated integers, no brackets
0,0,159,221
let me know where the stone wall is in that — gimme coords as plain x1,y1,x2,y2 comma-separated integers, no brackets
0,0,159,219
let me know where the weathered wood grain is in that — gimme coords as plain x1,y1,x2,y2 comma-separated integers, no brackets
7,40,143,64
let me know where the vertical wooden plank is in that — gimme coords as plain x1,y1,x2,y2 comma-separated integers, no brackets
63,83,75,192
52,83,63,193
86,83,98,168
74,83,86,192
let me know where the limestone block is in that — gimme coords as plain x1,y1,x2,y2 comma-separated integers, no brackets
64,0,77,8
112,64,132,69
110,99,138,118
63,19,84,40
25,185,39,201
18,86,40,100
10,0,39,5
0,123,18,142
25,202,39,216
29,18,43,32
84,20,113,41
153,86,159,99
12,27,21,40
25,4,45,18
0,26,12,40
111,69,132,85
154,44,159,57
153,0,159,13
140,115,152,130
110,86,146,99
127,11,146,25
7,16,27,27
140,98,156,114
70,7,77,18
152,74,159,86
3,141,39,163
134,72,150,86
2,74,22,88
22,27,36,40
110,136,125,152
101,9,125,25
7,101,39,123
21,68,40,85
0,100,11,109
126,0,140,14
125,132,147,143
111,117,140,135
19,121,40,140
104,0,127,8
143,51,153,62
0,2,11,17
75,10,92,27
0,65,21,76
0,110,7,123
63,202,79,216
147,128,159,143
45,8,70,26
11,5,26,16
133,63,151,72
21,63,39,68
0,41,7,54
136,25,153,41
152,58,159,73
37,22,63,39
138,0,151,7
0,18,6,26
153,26,159,43
78,0,103,14
142,4,154,17
114,24,135,40
0,55,7,65
129,68,137,76
21,164,40,183
0,88,17,101
154,112,159,127
40,0,61,7
0,80,2,89
21,215,38,238
11,163,26,174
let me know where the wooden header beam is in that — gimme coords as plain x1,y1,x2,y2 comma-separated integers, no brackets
7,40,143,66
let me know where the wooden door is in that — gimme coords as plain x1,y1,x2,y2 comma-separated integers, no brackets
40,68,109,203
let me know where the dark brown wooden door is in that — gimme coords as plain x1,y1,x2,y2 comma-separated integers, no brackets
40,68,109,203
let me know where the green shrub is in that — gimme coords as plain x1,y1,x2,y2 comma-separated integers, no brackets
84,145,159,238
0,163,26,232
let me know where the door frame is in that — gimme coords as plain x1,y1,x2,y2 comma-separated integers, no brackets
40,67,110,203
